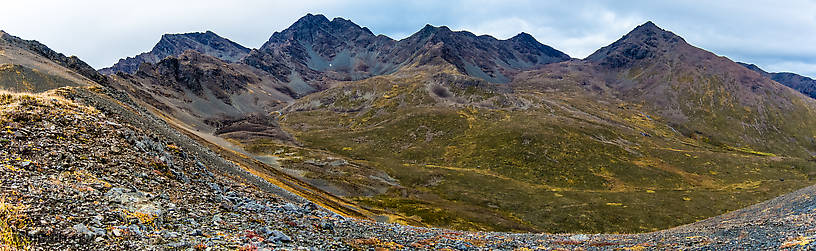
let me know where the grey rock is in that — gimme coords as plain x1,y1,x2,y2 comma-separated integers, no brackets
270,230,292,243
569,234,589,242
105,187,163,216
72,223,101,238
282,203,299,212
162,231,180,239
328,159,348,167
167,242,190,248
190,229,203,236
112,228,123,237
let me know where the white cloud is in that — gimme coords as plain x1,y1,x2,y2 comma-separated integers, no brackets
766,61,816,77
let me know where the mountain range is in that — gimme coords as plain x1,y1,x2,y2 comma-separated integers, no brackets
2,13,816,246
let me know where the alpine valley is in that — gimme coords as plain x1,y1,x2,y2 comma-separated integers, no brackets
2,13,816,250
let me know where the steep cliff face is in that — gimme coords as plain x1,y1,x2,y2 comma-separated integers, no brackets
100,31,250,75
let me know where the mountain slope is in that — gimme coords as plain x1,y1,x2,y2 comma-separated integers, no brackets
100,31,250,75
583,21,816,158
108,50,296,142
739,62,816,99
0,31,98,92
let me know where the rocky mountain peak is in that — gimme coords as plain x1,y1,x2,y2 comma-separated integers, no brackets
586,21,686,68
101,30,249,74
292,13,331,27
262,14,383,49
413,24,455,39
626,21,684,44
153,31,249,59
509,32,536,42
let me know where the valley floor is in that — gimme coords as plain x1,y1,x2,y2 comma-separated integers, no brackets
1,87,814,250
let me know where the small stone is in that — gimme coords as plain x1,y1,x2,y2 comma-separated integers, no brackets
569,234,589,242
271,230,292,243
190,229,203,236
168,242,189,248
283,203,299,212
328,159,348,167
73,223,93,237
92,215,104,225
162,231,179,239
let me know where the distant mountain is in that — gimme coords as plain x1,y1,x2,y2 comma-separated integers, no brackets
100,31,250,75
392,24,570,82
0,30,100,92
738,62,816,99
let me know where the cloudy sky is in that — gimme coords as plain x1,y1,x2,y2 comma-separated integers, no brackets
2,0,815,77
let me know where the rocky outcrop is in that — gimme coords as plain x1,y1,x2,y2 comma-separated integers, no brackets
585,21,685,68
131,50,257,104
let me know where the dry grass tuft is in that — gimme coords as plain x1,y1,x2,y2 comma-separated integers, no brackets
0,197,30,250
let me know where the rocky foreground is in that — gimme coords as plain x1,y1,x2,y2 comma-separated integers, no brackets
1,87,815,250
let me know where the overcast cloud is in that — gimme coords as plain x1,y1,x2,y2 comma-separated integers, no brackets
1,0,814,77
